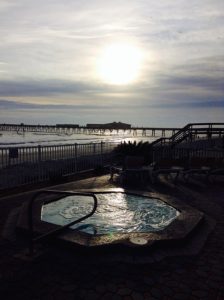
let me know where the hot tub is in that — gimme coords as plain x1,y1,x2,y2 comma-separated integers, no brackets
17,189,203,248
41,192,180,235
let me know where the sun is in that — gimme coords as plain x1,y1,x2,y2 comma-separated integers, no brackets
97,43,143,85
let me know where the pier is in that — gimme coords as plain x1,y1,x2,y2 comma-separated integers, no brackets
0,123,181,137
1,123,223,142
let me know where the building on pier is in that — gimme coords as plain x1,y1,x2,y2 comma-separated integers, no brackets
86,122,131,129
56,124,79,128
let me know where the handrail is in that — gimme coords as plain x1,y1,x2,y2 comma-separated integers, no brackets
151,123,224,148
188,122,224,126
150,137,170,147
170,124,191,141
28,190,98,256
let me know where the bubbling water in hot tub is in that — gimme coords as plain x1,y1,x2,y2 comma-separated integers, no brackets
41,193,180,235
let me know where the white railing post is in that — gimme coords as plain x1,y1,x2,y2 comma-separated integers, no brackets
38,145,42,181
75,143,77,172
93,143,96,155
38,145,42,162
100,141,103,165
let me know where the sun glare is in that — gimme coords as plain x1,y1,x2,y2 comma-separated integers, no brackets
98,43,143,85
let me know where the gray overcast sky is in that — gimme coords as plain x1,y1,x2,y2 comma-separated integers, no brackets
0,0,223,126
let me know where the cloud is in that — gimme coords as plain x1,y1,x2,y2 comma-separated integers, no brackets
0,79,96,97
0,99,115,110
159,74,224,94
0,0,223,126
149,100,224,109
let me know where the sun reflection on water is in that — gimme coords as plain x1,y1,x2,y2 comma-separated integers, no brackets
41,193,179,235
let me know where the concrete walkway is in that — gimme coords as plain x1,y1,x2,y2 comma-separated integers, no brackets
0,174,224,300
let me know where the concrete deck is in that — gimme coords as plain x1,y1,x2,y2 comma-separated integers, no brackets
0,174,224,300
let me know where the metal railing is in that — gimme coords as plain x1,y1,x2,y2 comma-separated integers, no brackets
28,190,98,256
151,123,224,148
0,141,119,190
152,147,224,164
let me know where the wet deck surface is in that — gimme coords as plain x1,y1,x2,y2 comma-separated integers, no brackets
0,174,224,300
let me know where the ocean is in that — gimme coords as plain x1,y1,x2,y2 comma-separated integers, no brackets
0,130,159,148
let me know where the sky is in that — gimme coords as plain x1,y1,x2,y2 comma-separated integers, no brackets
0,0,223,127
